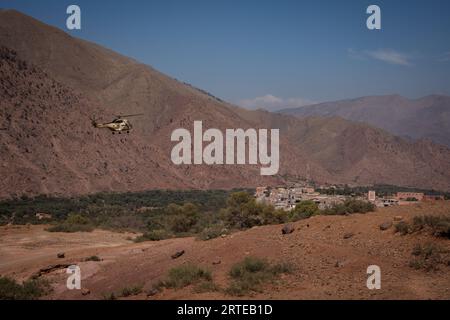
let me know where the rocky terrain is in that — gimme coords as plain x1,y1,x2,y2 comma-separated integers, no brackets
0,201,449,300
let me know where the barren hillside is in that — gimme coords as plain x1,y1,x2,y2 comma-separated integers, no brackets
1,9,450,197
1,202,449,300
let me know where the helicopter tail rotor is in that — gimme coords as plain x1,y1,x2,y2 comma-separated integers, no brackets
90,115,100,127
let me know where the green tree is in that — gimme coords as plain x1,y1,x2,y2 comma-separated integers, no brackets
290,200,319,221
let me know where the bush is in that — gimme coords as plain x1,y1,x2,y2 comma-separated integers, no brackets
46,213,94,233
102,292,117,300
120,285,143,297
261,206,289,225
322,199,375,216
193,281,220,293
395,221,410,235
167,203,199,233
221,192,287,229
409,243,447,271
162,264,212,289
290,200,319,221
226,257,293,296
134,229,171,242
197,225,227,241
0,276,51,300
412,215,450,239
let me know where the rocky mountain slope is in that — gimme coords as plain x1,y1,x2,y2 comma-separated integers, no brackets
279,94,450,147
1,9,450,197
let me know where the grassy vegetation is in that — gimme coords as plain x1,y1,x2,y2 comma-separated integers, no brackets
412,215,450,239
101,284,143,300
409,243,449,271
160,264,213,289
395,215,450,239
0,276,51,300
225,257,293,296
120,285,143,297
395,221,410,235
197,224,228,241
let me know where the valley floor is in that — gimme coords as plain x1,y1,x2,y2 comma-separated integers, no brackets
0,202,449,300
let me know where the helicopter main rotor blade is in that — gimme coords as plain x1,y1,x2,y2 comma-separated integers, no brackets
115,113,144,118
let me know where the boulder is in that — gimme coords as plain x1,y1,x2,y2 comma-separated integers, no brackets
57,252,65,259
379,221,393,231
171,250,185,259
343,232,354,239
147,288,159,297
282,223,295,235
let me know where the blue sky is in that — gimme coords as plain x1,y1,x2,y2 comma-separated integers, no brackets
1,0,450,110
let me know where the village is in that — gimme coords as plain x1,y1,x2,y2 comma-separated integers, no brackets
254,184,446,211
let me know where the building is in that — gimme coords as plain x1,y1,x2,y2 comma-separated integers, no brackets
423,194,445,201
368,190,376,202
396,192,424,201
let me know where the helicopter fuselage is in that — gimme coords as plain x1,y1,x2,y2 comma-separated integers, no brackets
93,118,132,133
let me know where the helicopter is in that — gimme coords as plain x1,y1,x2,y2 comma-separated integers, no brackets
91,113,144,134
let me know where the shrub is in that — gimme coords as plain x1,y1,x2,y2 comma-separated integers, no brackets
46,213,94,233
409,243,447,271
412,215,450,239
260,206,289,225
226,257,293,296
162,264,212,289
290,200,319,221
102,292,117,300
197,225,227,241
321,199,375,216
134,229,171,242
167,203,199,233
193,281,220,293
0,276,51,300
221,192,287,229
395,221,410,235
120,285,143,297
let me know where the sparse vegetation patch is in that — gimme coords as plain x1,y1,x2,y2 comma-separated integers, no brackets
161,264,213,290
0,276,51,300
225,257,293,296
409,243,449,271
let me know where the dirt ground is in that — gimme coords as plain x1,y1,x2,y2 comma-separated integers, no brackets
0,201,449,300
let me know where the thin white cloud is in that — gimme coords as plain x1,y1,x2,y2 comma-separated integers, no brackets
366,49,412,66
238,94,315,111
348,48,412,66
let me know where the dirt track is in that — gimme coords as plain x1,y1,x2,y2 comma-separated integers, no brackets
1,202,449,300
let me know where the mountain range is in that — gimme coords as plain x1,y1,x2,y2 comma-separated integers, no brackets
1,9,450,198
279,94,450,147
